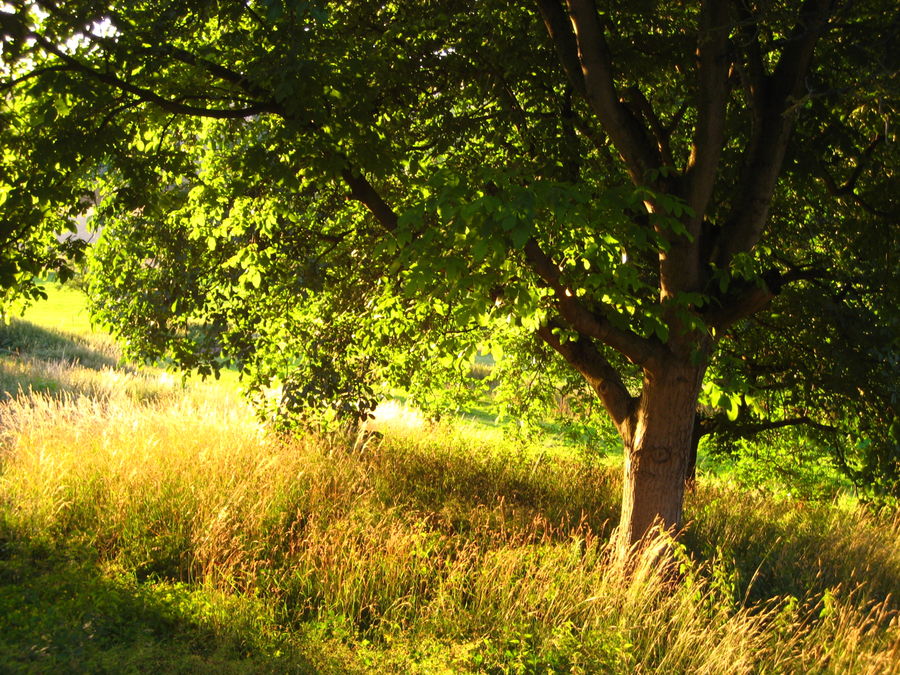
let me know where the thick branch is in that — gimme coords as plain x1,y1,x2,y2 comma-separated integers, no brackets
684,0,731,230
623,87,675,167
714,0,834,269
537,322,635,428
535,0,587,97
731,0,766,117
523,238,661,367
340,168,398,232
156,45,275,102
561,0,661,182
704,267,824,330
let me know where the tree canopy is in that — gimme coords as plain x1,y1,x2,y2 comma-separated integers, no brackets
1,0,897,546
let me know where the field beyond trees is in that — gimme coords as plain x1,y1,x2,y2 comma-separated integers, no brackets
0,287,897,673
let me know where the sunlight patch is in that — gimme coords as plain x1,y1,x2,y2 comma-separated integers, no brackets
369,400,425,430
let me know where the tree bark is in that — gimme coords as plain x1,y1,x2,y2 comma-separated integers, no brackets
685,414,703,490
618,360,706,552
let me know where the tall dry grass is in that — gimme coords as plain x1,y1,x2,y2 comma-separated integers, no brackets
1,384,898,672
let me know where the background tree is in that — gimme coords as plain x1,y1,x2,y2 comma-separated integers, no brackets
694,117,899,500
1,0,896,551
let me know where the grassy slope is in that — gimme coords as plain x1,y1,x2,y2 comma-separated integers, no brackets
13,282,96,335
0,286,898,673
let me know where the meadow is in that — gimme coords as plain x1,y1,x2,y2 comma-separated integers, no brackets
0,285,898,673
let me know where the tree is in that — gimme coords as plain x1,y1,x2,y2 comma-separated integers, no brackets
1,0,896,552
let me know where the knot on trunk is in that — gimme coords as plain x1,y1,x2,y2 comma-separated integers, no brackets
650,446,672,464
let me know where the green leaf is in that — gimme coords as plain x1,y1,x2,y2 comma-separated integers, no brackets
509,225,530,249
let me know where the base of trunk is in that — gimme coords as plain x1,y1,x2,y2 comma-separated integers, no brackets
618,448,688,550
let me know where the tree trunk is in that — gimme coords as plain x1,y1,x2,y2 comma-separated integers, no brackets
685,415,703,490
618,361,706,552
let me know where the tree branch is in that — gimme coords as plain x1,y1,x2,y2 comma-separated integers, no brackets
684,0,731,231
154,45,275,102
817,134,888,216
555,0,661,182
657,1,732,302
703,267,825,330
714,0,835,269
340,168,398,232
537,321,635,428
523,238,662,367
0,65,68,92
536,0,587,98
840,135,883,192
18,15,403,235
42,2,275,107
623,86,675,167
699,413,836,438
559,86,581,182
730,0,766,118
25,28,279,119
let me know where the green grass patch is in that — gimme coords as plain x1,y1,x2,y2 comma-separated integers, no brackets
0,528,320,673
11,281,97,337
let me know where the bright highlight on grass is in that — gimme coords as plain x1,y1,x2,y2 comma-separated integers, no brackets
370,399,426,429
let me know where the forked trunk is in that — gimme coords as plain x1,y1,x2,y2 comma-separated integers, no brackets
618,361,706,552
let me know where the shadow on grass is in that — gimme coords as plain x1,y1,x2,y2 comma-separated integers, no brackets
0,318,119,371
0,319,161,403
0,317,243,402
0,524,322,674
368,439,622,541
682,489,900,610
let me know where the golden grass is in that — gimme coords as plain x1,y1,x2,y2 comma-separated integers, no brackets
1,376,898,672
